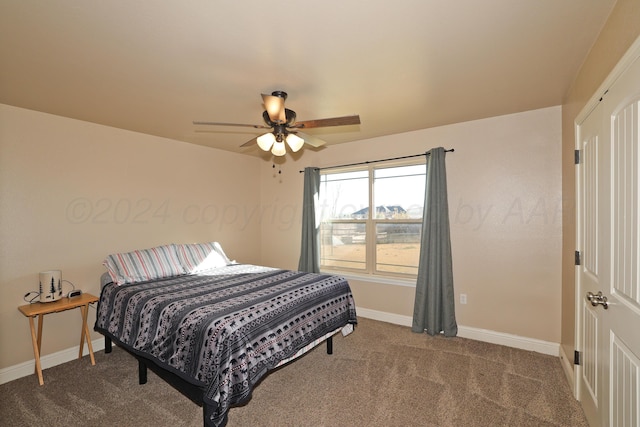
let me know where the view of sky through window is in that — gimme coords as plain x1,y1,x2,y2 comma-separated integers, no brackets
319,164,425,220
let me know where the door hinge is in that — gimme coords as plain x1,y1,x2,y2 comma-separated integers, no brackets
574,350,582,366
598,89,609,102
575,149,581,164
575,251,581,266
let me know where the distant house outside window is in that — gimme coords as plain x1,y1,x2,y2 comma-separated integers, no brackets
318,161,426,278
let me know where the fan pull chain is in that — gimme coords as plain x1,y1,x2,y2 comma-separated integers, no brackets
272,163,282,175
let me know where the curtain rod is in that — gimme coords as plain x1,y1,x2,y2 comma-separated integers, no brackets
298,148,454,173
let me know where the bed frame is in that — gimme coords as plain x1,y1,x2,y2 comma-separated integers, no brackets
102,334,334,425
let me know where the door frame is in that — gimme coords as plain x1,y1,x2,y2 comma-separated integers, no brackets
574,33,640,410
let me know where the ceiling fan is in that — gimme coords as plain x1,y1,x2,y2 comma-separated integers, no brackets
193,91,361,156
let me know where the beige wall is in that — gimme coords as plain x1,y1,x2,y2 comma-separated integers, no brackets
0,104,262,369
560,0,640,365
261,106,563,343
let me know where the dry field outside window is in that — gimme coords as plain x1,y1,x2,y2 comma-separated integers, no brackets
322,242,420,274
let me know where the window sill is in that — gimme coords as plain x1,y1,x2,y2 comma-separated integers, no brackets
320,270,416,288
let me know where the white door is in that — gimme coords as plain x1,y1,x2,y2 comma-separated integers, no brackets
577,53,640,427
577,94,604,426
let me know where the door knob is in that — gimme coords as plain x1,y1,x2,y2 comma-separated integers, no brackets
586,291,609,309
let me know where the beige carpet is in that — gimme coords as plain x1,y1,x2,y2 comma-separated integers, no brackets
1,317,588,426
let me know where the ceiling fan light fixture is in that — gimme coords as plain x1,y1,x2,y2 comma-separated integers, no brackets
285,133,304,152
196,91,360,153
271,140,287,156
257,132,276,151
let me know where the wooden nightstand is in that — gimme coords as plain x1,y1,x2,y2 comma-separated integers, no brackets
18,293,99,385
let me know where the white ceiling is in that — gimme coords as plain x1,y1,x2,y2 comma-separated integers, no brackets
0,1,616,156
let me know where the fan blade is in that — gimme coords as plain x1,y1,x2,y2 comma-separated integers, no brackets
261,94,286,123
193,121,270,129
295,131,327,148
292,115,360,129
240,136,258,147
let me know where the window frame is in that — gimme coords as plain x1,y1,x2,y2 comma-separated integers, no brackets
318,158,425,280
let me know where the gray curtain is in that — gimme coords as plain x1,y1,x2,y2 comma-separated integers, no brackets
298,167,321,273
412,147,457,337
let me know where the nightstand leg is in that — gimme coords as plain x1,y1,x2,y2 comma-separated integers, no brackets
36,314,44,356
28,316,44,386
78,306,85,359
79,304,95,365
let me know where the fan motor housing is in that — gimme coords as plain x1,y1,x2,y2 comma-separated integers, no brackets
271,90,287,100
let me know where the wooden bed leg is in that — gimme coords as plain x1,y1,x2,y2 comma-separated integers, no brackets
326,336,333,355
138,359,148,384
105,336,112,353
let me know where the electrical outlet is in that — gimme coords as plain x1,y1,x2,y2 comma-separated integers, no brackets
460,294,467,304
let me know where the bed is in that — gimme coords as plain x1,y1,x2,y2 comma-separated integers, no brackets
93,242,357,427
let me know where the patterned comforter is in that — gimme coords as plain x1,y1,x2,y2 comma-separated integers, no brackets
94,264,357,427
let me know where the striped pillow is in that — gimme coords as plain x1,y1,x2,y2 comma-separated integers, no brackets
103,244,186,285
176,242,229,273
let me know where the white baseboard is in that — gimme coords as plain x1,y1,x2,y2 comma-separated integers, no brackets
0,338,105,385
2,308,561,385
559,344,577,397
356,307,415,327
356,307,560,356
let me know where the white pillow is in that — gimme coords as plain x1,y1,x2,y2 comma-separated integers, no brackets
212,241,233,265
176,242,229,273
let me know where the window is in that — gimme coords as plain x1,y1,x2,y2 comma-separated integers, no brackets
318,161,426,278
